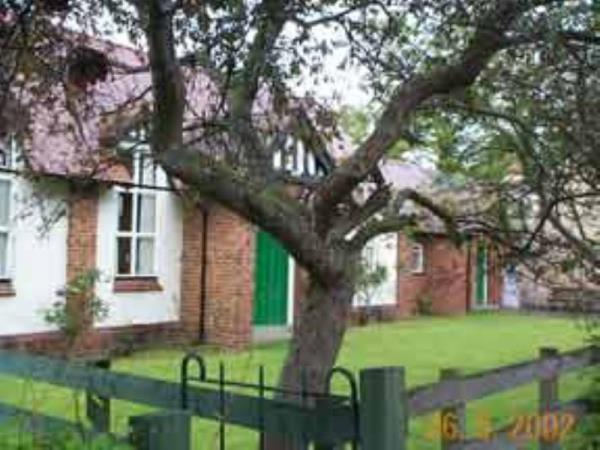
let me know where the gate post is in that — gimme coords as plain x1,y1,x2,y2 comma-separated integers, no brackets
129,411,191,450
359,367,407,450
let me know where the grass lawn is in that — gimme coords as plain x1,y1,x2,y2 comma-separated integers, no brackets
0,312,592,449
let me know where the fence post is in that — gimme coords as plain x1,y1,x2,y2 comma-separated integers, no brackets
129,411,191,450
359,367,407,450
440,368,465,450
539,347,559,450
86,358,111,433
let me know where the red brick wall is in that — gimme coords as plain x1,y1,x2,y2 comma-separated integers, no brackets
66,188,99,330
396,234,428,316
204,206,255,349
397,234,470,315
180,206,205,341
0,322,184,357
397,234,504,316
488,243,504,306
426,236,470,315
67,188,98,282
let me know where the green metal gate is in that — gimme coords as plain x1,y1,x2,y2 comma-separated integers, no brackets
254,230,289,326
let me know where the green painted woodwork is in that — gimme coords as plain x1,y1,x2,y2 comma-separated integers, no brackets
0,350,355,443
475,241,488,306
254,230,289,326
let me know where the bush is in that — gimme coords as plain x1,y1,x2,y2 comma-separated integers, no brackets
42,269,108,345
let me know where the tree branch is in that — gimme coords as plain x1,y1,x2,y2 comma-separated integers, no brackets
158,147,342,283
350,214,416,250
349,188,462,249
140,0,185,153
312,0,548,223
330,185,392,241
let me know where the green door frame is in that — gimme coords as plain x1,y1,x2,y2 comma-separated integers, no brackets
474,240,489,307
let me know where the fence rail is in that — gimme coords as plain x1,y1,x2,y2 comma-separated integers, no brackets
0,349,356,445
0,345,597,449
408,346,596,417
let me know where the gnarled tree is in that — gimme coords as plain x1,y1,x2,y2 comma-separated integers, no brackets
1,0,599,417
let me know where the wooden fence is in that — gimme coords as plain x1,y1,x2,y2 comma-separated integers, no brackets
0,345,597,449
381,345,598,450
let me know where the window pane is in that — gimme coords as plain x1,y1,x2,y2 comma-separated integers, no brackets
0,233,7,276
118,192,133,231
135,237,155,274
0,180,10,226
117,237,132,275
137,194,156,233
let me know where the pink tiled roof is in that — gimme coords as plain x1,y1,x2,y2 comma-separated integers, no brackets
380,160,435,189
20,34,350,181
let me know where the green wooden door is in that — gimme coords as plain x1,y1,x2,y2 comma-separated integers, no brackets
475,241,488,306
254,231,289,326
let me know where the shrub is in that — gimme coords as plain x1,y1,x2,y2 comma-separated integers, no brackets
42,269,108,344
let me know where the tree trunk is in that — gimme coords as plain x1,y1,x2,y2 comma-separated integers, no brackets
264,276,355,450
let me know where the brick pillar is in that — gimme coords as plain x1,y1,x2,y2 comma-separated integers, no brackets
65,187,99,351
67,188,99,281
180,207,205,341
205,206,254,349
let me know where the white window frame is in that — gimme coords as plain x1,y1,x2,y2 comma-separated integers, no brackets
115,152,158,277
0,176,12,281
0,136,15,280
409,243,425,274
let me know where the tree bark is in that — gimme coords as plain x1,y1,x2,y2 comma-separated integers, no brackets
264,275,355,450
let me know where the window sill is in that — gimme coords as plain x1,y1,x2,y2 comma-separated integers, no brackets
409,271,427,276
0,280,16,297
113,277,163,293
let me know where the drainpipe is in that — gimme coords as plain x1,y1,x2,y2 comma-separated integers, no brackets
199,209,209,342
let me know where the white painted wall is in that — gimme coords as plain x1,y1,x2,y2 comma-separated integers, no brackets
95,180,184,328
0,177,69,335
353,233,398,307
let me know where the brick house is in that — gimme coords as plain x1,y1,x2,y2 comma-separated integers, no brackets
353,162,503,320
0,37,340,354
0,39,502,355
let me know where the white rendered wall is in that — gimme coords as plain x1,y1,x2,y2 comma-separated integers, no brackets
95,176,184,327
353,233,398,307
0,177,69,335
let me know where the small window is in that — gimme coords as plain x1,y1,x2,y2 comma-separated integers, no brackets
115,153,157,277
409,243,425,274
